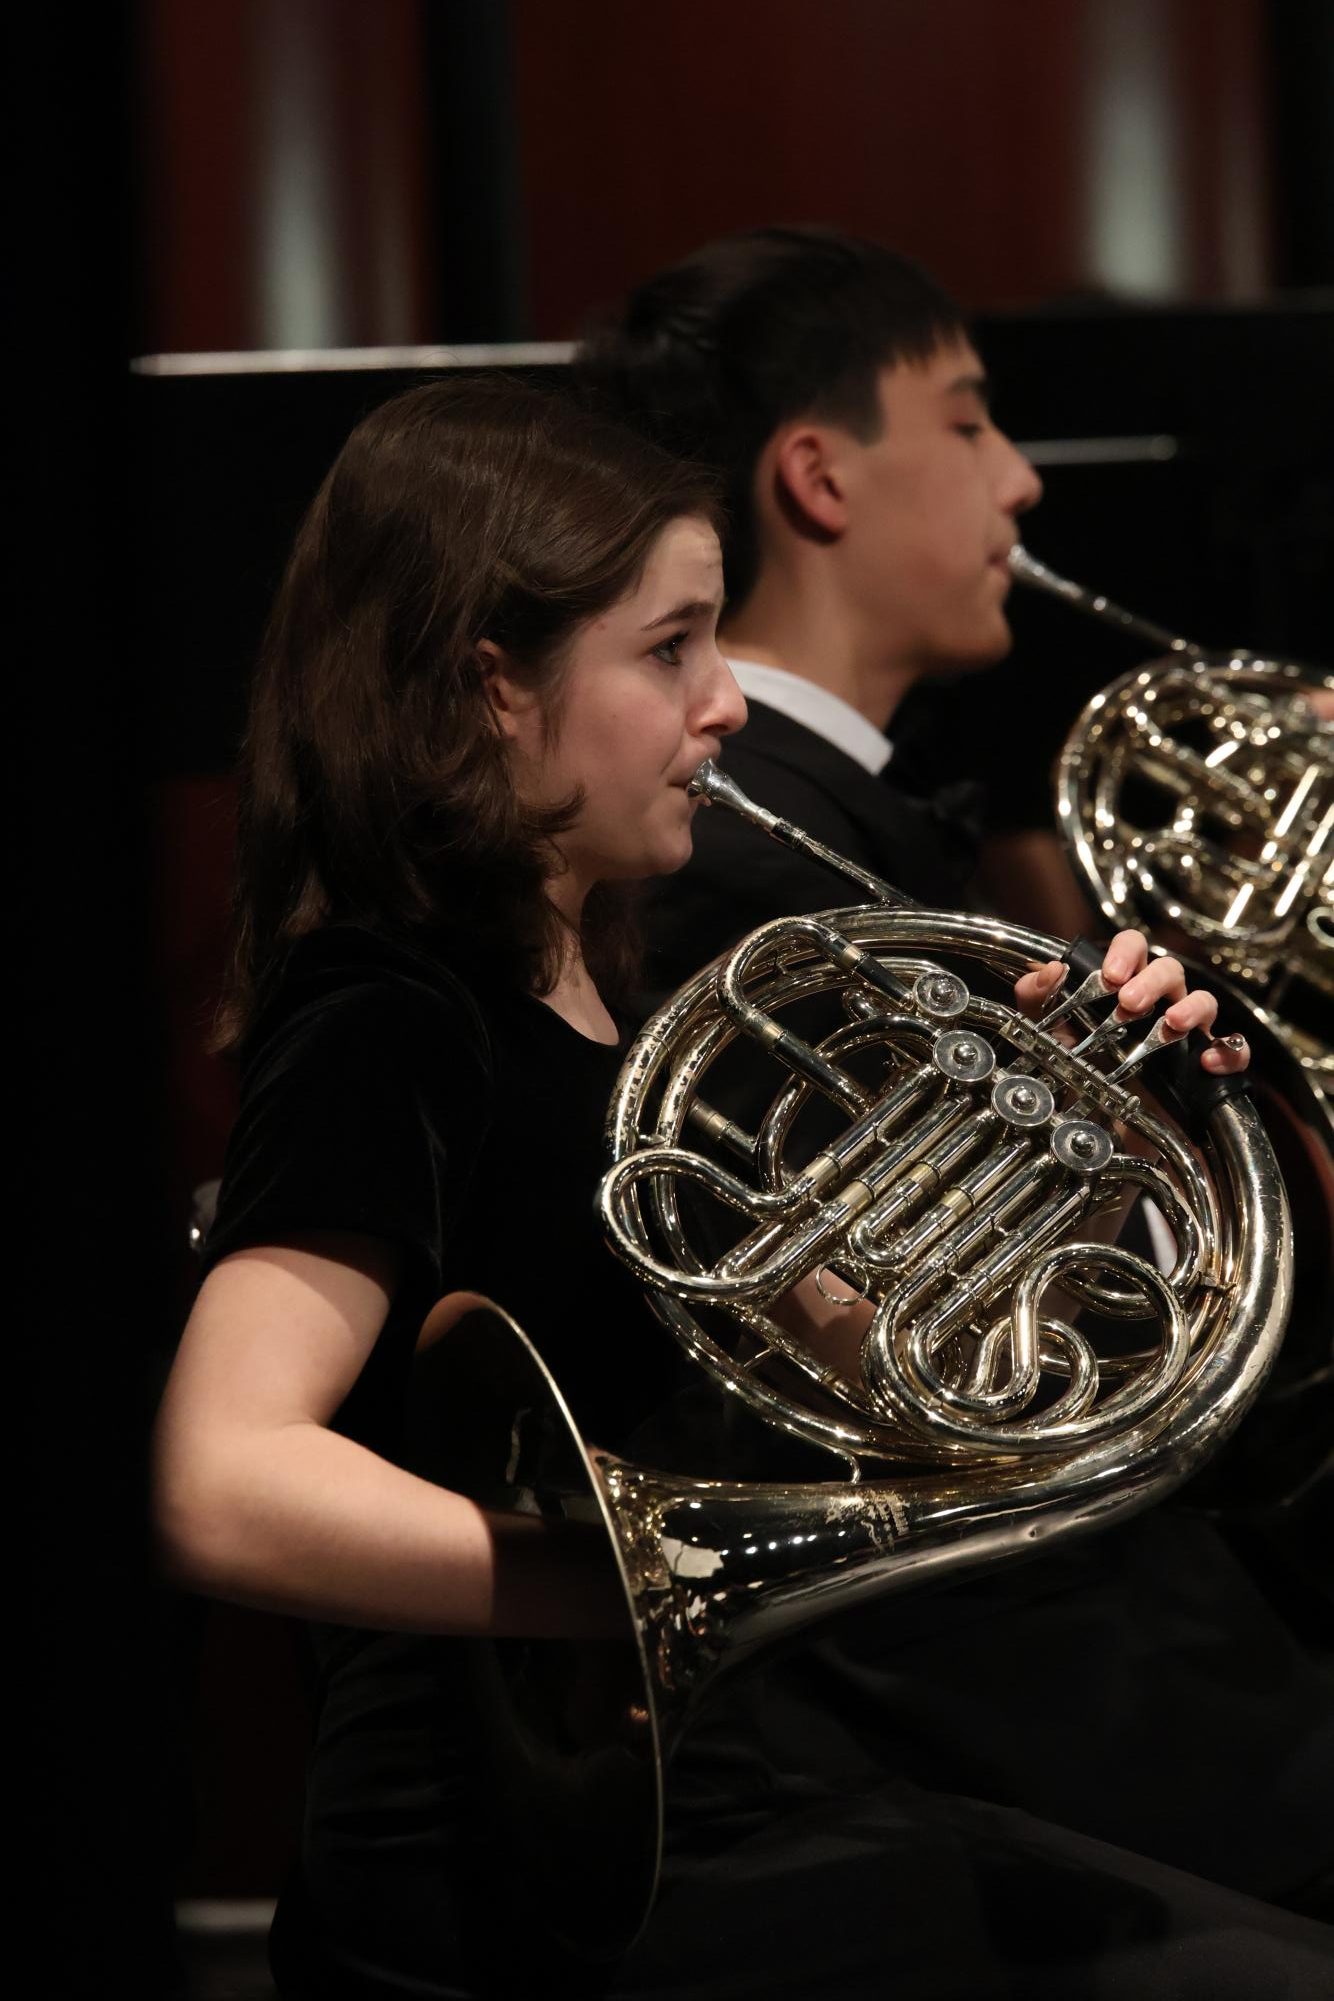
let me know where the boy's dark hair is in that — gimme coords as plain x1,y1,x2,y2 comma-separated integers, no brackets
577,226,967,607
217,374,721,1049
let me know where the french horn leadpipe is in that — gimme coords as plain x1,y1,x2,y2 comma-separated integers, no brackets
414,760,1292,1963
1010,543,1334,1099
1009,543,1207,661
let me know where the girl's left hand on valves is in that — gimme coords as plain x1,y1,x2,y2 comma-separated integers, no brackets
1013,929,1250,1074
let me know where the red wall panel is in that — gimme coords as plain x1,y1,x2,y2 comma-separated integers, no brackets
138,0,436,351
511,0,1273,335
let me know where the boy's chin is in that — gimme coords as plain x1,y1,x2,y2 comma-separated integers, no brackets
921,625,1014,676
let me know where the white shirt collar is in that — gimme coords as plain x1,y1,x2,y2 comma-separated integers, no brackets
726,659,893,776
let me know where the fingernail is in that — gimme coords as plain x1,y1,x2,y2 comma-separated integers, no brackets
1104,950,1134,981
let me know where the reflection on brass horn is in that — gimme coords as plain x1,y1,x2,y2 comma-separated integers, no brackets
415,760,1293,1964
1011,544,1334,1105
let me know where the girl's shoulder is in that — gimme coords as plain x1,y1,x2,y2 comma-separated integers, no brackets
244,926,495,1082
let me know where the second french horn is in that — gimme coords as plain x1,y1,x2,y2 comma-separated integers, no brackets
1011,544,1334,1100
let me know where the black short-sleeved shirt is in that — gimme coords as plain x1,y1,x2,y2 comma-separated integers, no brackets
205,926,677,1449
203,927,688,1995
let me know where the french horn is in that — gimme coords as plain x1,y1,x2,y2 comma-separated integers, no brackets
412,763,1292,1963
1010,544,1334,1102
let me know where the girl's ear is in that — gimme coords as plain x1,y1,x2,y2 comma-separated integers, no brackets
476,639,537,743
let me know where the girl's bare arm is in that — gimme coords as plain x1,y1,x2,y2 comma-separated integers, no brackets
152,1235,621,1637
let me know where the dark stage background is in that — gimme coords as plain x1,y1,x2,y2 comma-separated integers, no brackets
29,1,1333,1988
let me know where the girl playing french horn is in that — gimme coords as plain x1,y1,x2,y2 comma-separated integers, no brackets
153,376,1319,2001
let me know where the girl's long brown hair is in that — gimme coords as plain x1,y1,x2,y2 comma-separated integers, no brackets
217,375,722,1049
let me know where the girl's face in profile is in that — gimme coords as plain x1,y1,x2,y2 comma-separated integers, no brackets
492,516,746,904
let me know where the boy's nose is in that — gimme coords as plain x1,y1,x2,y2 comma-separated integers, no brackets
1002,437,1043,517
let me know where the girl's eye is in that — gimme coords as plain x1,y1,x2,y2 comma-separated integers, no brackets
653,632,687,666
955,423,984,442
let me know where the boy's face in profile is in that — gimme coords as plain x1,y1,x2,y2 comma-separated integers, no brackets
830,340,1043,675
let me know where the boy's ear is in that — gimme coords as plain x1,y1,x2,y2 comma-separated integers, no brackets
476,639,536,742
769,423,851,538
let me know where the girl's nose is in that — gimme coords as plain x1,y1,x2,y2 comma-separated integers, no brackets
698,650,748,740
